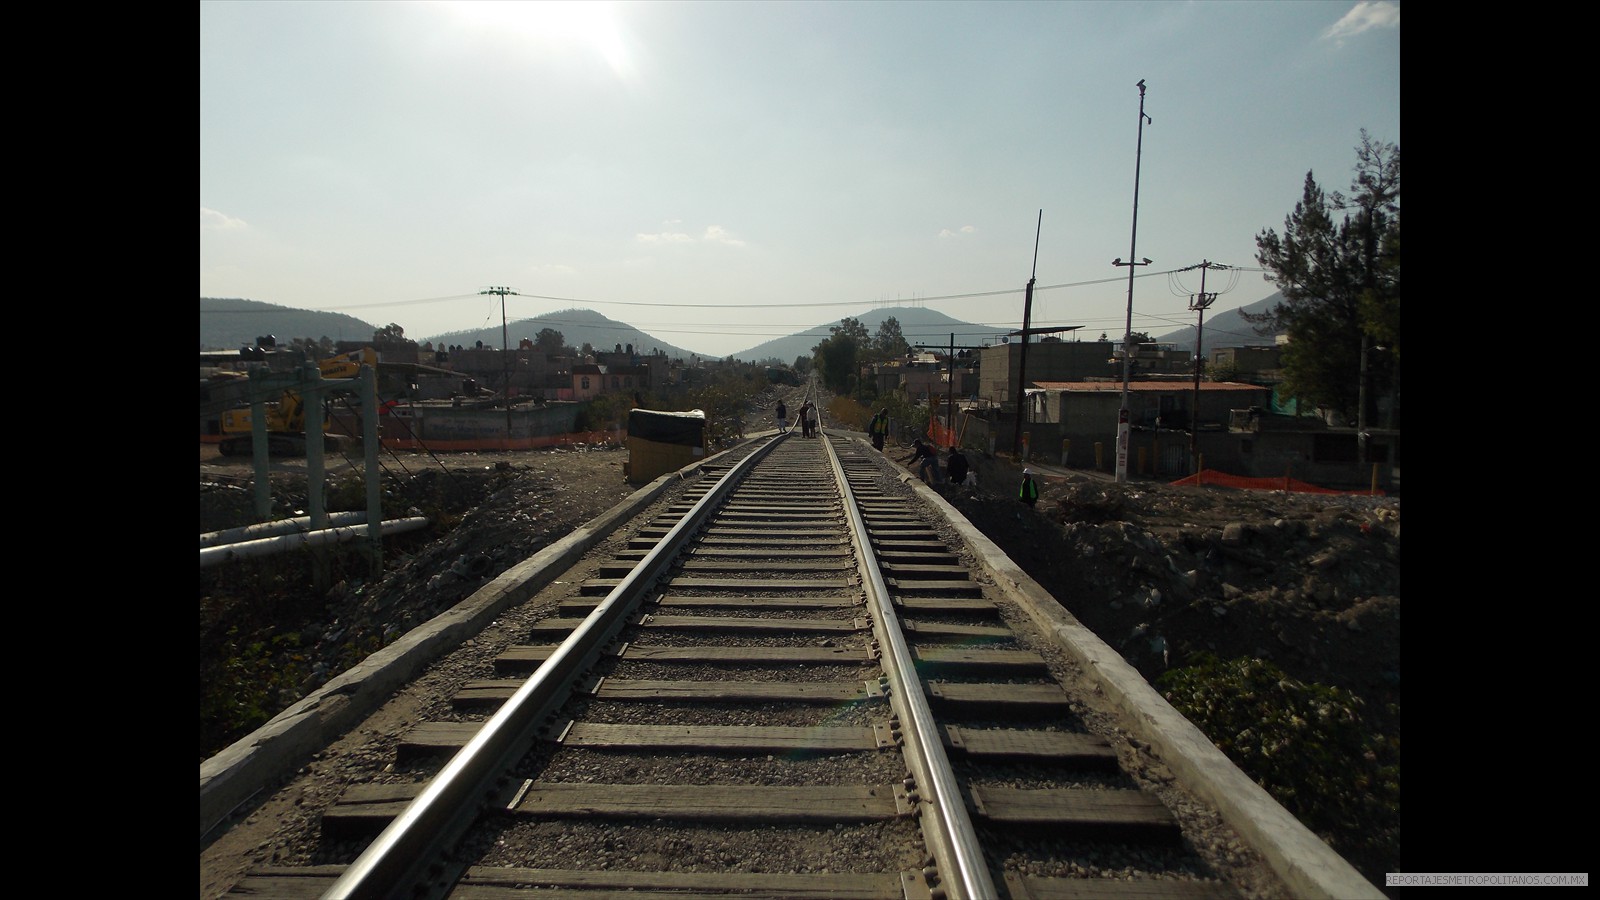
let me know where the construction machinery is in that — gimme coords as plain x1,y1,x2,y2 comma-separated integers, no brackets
217,348,377,457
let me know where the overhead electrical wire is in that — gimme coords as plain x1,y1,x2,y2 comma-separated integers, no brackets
217,266,1272,350
313,267,1264,316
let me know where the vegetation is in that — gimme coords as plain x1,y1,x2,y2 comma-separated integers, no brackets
534,327,566,352
199,548,388,759
811,317,870,395
1247,130,1400,426
573,392,635,434
871,316,910,362
809,314,916,407
652,362,771,448
1157,653,1399,885
1208,357,1241,384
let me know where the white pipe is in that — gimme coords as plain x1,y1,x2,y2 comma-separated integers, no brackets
200,512,371,548
199,517,430,568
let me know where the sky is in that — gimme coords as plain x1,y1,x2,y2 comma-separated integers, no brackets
200,0,1400,359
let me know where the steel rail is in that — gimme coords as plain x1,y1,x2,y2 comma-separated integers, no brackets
323,434,786,900
823,436,998,900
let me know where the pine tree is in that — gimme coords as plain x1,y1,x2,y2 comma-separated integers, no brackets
1247,130,1399,425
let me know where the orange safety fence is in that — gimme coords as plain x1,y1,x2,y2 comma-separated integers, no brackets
925,417,958,449
1169,468,1386,497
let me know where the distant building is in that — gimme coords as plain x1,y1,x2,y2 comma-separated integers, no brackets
1210,344,1283,384
977,339,1192,413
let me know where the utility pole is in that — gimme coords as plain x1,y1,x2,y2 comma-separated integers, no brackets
1111,79,1152,484
1177,260,1228,475
1001,325,1082,459
480,285,516,445
1012,210,1043,459
914,334,986,448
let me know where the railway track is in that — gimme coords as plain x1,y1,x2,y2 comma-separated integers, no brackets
201,430,1380,899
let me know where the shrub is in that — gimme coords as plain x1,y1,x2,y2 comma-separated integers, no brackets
1156,653,1398,882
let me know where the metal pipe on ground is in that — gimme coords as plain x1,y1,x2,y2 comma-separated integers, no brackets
199,517,430,568
200,512,371,549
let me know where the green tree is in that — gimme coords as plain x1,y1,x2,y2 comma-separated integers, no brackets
870,316,909,364
1247,130,1399,424
374,323,405,342
534,328,566,352
1208,357,1241,384
812,317,870,395
291,336,334,359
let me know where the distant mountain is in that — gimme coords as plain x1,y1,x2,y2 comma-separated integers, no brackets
199,299,702,360
1154,291,1287,355
421,308,701,361
200,297,381,350
730,306,1000,364
200,297,999,365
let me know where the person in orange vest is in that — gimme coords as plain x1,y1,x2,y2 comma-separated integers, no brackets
1019,468,1040,507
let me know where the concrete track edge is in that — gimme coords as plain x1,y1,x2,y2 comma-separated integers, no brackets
891,452,1384,900
199,456,706,843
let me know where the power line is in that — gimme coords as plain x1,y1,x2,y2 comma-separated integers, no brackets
295,267,1265,316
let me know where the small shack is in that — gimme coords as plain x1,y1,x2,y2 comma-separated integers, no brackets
625,408,707,483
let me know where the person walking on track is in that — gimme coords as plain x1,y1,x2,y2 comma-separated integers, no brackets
775,399,788,434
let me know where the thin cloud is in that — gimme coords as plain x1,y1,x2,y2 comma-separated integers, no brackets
701,225,745,247
635,224,745,247
938,225,977,239
635,230,694,243
1323,1,1399,44
201,207,247,230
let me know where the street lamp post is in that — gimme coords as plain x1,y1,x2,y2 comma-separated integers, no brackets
1111,79,1152,484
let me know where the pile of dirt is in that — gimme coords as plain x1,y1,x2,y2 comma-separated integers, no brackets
937,465,1400,734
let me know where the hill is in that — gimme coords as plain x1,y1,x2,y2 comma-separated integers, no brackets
420,308,702,360
1154,291,1286,355
200,298,380,350
730,306,996,364
200,300,702,360
200,298,998,365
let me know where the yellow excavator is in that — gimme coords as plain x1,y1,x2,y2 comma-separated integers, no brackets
217,348,376,457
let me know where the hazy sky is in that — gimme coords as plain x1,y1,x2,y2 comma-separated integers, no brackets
200,0,1400,358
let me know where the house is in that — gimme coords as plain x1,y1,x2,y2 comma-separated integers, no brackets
977,338,1192,412
1031,379,1269,432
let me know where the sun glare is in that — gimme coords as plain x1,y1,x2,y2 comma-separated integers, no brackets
441,1,630,76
